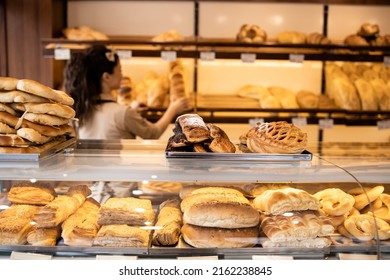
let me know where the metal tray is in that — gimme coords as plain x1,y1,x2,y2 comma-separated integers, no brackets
166,149,312,162
0,137,76,162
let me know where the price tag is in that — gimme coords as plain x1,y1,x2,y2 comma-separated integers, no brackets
289,53,305,63
54,48,71,60
249,117,264,127
319,118,334,129
200,51,215,61
117,50,132,60
161,51,177,61
292,117,307,127
384,56,390,67
10,251,52,260
241,53,256,63
377,119,390,130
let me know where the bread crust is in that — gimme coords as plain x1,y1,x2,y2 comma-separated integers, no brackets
176,114,210,143
94,225,150,247
8,184,56,205
0,90,49,103
184,201,260,228
0,77,19,91
181,224,258,248
11,102,76,119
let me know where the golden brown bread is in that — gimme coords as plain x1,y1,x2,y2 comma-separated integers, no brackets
296,90,319,109
206,123,236,153
0,121,16,134
253,187,320,215
259,236,331,248
11,102,76,119
93,225,150,247
152,199,183,246
0,90,49,103
27,226,61,246
236,24,267,43
181,223,258,248
0,217,35,245
97,197,155,226
17,128,54,144
0,204,40,220
62,198,101,246
8,184,56,205
0,103,17,116
16,79,74,106
0,77,19,91
313,188,355,216
277,31,306,44
0,135,67,153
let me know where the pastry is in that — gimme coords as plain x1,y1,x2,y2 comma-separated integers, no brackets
94,225,150,247
245,121,307,154
176,114,210,143
253,187,320,215
27,226,61,246
206,123,236,153
7,184,56,205
97,197,155,226
314,188,355,216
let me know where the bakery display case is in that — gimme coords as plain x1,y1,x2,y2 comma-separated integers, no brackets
0,139,390,260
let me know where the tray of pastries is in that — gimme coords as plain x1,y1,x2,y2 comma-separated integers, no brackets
165,114,312,161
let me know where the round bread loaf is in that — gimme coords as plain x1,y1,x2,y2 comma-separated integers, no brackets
181,223,259,248
183,201,260,228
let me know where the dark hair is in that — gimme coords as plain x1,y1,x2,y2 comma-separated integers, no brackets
64,44,119,125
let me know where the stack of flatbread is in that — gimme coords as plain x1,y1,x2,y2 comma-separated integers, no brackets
0,77,75,153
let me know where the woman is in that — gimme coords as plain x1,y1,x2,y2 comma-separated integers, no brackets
63,44,191,139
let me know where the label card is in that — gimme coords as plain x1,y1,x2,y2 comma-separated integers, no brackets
10,251,52,260
319,118,334,129
241,53,256,63
289,54,305,63
377,119,390,130
161,51,177,61
200,51,215,61
96,255,138,260
117,50,132,60
54,48,71,60
177,256,219,260
292,117,307,127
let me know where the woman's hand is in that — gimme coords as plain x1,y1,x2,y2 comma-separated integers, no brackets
168,97,192,115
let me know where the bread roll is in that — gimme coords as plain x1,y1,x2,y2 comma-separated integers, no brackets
11,102,76,119
176,114,210,143
296,90,319,109
277,31,306,44
206,123,236,153
0,121,16,134
0,103,17,116
0,90,49,103
268,87,299,109
0,77,19,91
182,223,258,248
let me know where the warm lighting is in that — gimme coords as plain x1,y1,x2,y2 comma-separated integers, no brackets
30,179,37,183
132,190,143,195
282,212,294,217
134,208,145,213
0,205,9,210
140,226,163,230
151,175,157,179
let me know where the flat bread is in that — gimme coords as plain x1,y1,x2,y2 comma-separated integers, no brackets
16,79,74,106
0,135,66,153
23,112,69,126
0,133,33,147
0,90,49,103
0,111,74,137
0,121,16,134
17,127,53,144
11,102,75,119
0,77,18,91
0,103,17,116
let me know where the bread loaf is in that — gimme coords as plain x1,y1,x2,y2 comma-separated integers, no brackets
0,77,18,91
176,114,210,143
8,184,56,205
27,226,61,246
207,123,236,153
94,225,150,247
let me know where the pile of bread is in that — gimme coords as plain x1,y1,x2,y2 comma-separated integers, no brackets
344,23,390,47
236,85,338,110
167,113,236,153
1,183,390,249
326,62,390,111
236,24,267,43
115,60,188,109
63,25,109,41
152,30,185,42
0,77,75,153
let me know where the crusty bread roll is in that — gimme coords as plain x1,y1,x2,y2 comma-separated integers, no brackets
181,223,258,248
8,184,56,205
236,24,267,43
23,113,69,126
0,122,16,134
306,32,331,45
97,197,155,226
94,225,150,247
296,90,319,109
16,79,74,106
176,114,210,143
17,127,53,144
253,187,320,215
357,23,380,38
344,34,369,46
0,133,33,147
11,102,76,119
152,199,183,246
0,135,66,153
184,200,259,229
0,103,17,116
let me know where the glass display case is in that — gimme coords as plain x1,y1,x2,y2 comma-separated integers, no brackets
0,140,389,260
